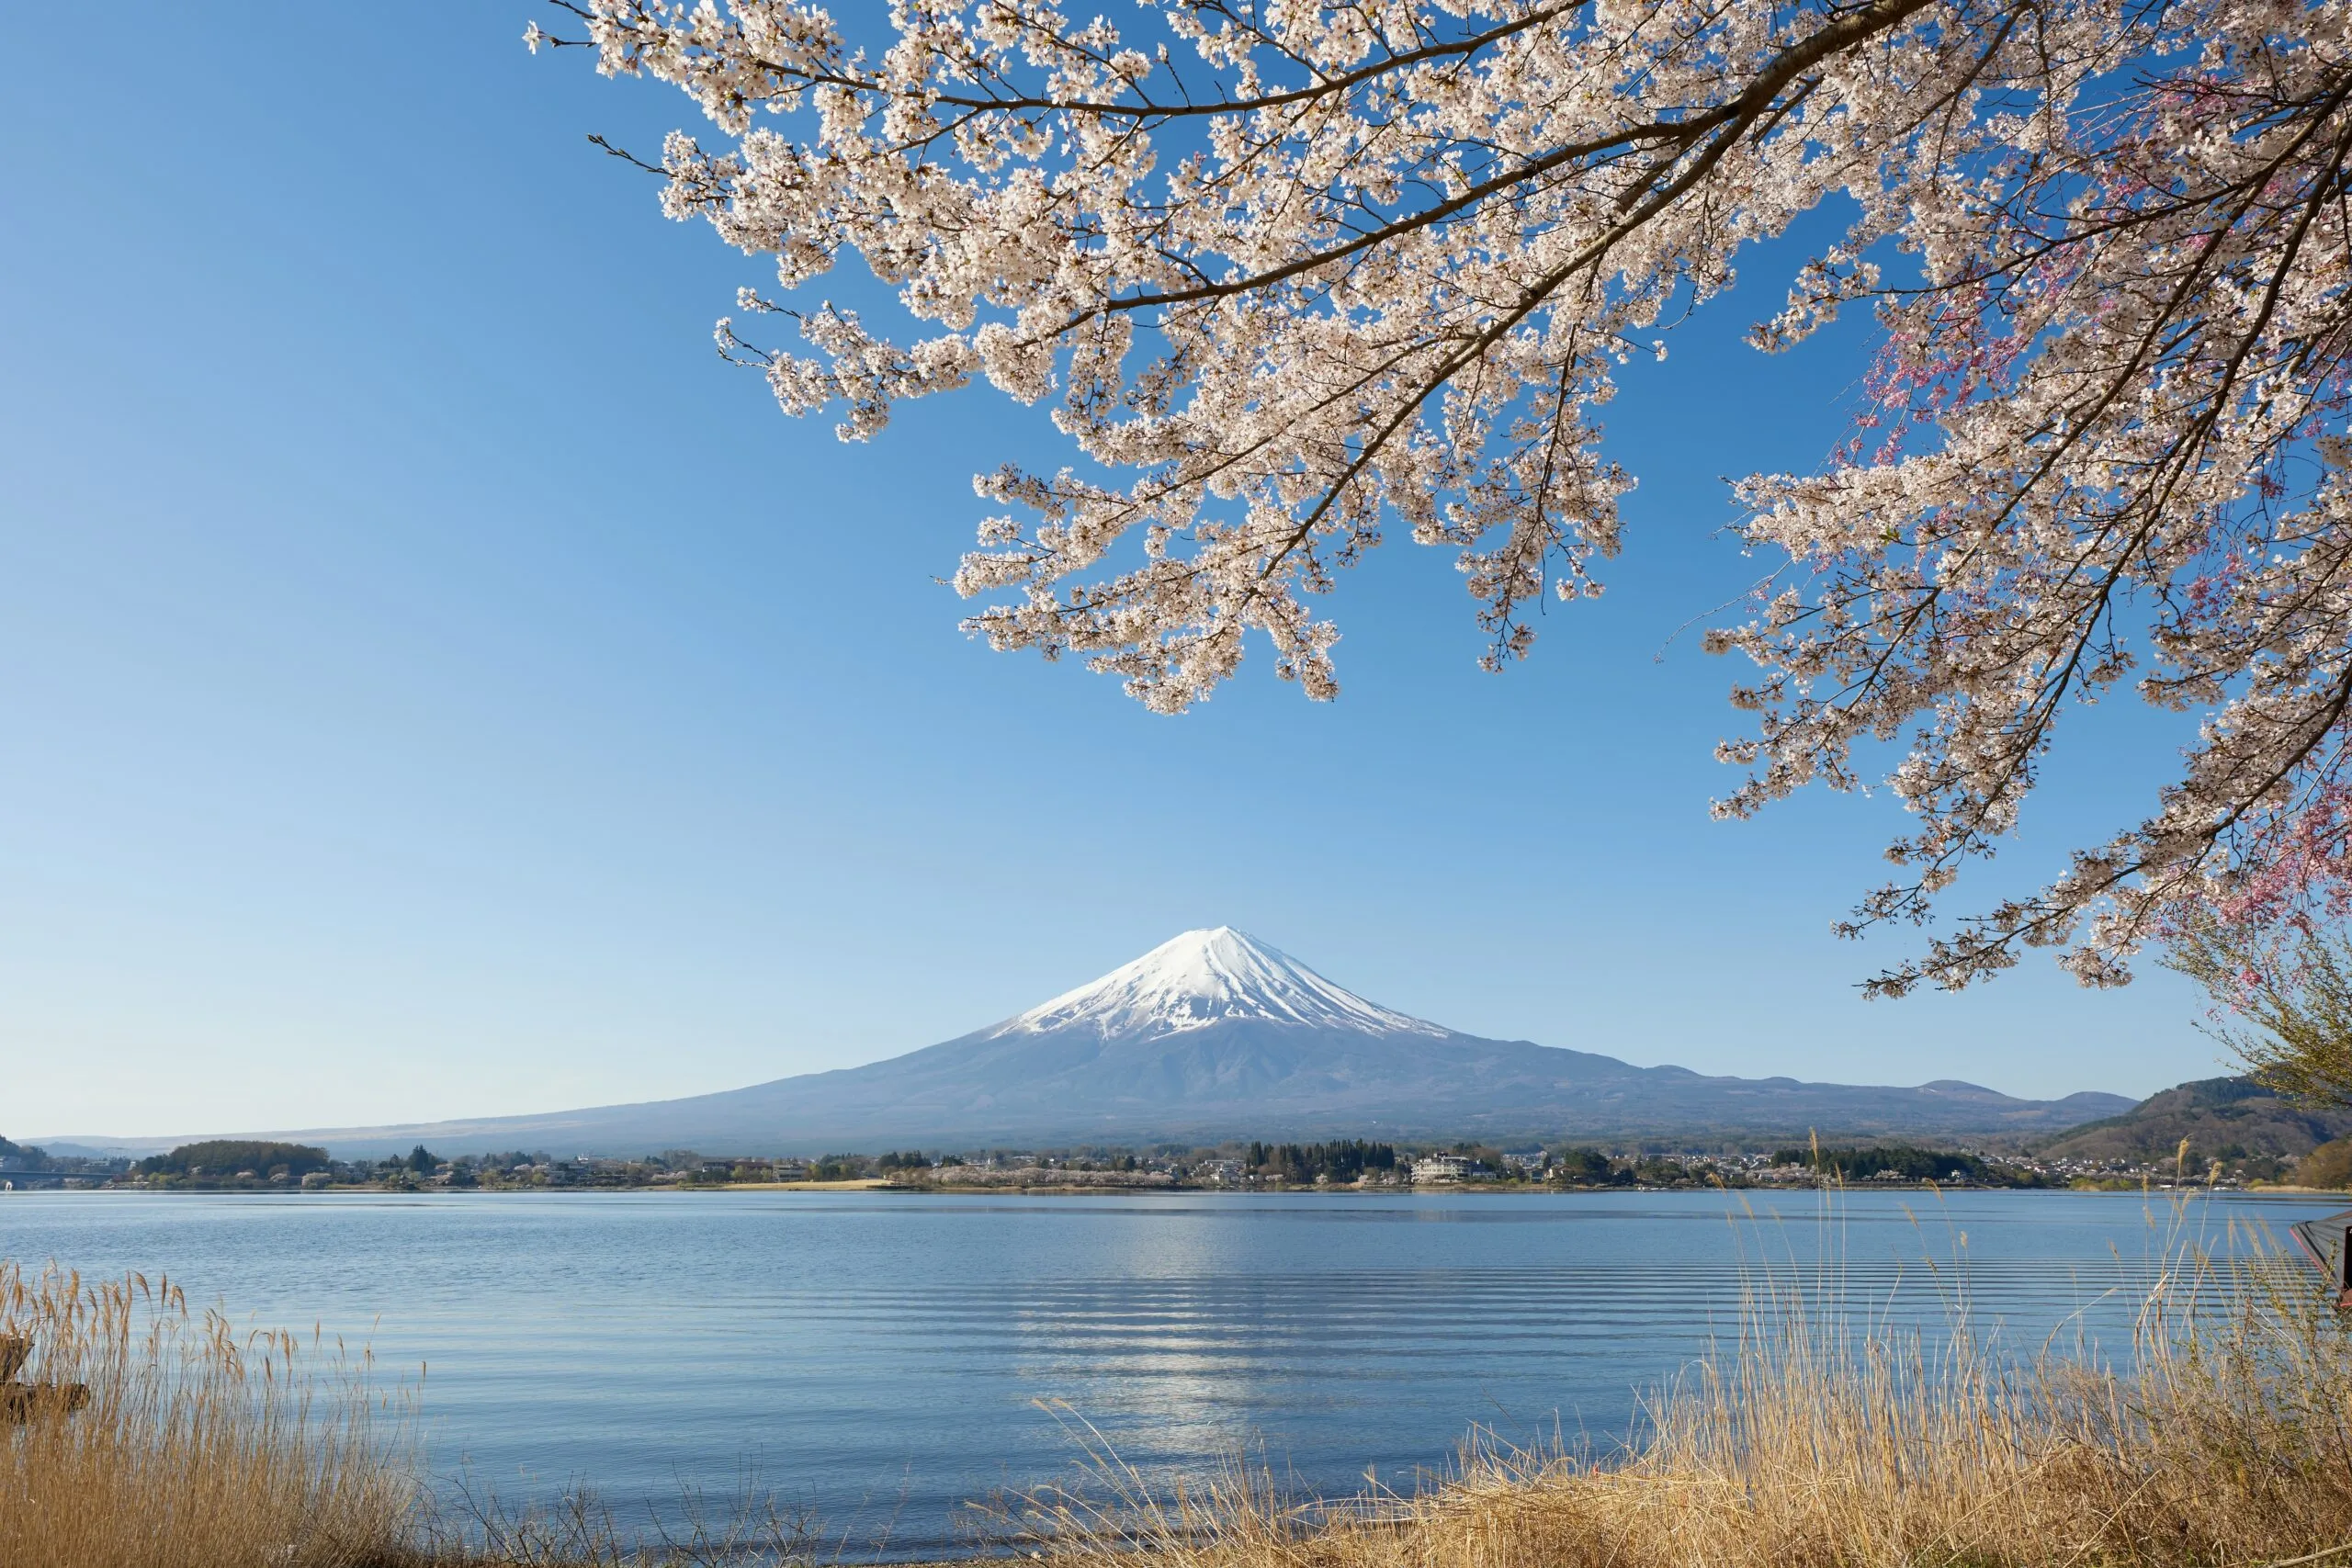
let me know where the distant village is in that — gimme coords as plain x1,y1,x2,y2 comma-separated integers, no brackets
0,1133,2265,1194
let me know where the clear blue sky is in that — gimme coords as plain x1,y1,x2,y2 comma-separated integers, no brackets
4,5,2225,1139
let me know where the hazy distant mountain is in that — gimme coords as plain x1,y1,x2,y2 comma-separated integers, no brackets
50,928,2134,1157
2036,1075,2352,1168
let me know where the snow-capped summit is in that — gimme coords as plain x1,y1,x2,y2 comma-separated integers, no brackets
987,926,1450,1041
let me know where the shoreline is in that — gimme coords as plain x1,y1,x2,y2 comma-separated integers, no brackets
3,1179,2318,1197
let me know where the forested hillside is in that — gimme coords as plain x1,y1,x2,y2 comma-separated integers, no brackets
2038,1077,2352,1179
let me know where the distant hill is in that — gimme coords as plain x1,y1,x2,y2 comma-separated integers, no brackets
46,929,2134,1158
2037,1076,2352,1170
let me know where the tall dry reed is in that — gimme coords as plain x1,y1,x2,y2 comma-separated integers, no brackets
1009,1204,2352,1568
423,1472,820,1568
0,1262,418,1568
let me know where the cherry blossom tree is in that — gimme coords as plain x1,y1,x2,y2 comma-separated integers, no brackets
2165,913,2352,1105
527,0,2352,996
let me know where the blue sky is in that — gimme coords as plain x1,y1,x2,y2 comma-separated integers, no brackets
4,5,2224,1138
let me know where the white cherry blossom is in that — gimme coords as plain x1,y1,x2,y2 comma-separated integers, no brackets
532,0,2352,992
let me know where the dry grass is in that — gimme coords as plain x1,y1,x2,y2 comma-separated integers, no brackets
0,1261,830,1568
0,1262,417,1568
1007,1209,2352,1568
424,1465,822,1568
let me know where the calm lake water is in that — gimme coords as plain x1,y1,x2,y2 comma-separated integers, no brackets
0,1188,2334,1555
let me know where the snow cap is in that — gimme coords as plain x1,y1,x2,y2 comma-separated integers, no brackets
990,926,1447,1041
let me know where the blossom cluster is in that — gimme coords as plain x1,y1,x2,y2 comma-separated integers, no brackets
535,0,2352,990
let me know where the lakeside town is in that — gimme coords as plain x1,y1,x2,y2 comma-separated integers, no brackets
0,1134,2280,1194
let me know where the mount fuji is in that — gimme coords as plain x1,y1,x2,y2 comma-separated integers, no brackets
74,928,2134,1157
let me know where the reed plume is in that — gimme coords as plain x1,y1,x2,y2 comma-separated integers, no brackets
0,1262,416,1568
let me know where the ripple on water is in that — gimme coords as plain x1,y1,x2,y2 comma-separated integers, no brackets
0,1187,2324,1557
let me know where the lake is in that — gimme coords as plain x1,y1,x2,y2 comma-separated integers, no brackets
0,1188,2331,1556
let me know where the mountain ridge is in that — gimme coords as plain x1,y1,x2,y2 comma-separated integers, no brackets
39,928,2136,1156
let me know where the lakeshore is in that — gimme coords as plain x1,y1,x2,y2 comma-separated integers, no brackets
3,1184,2329,1562
4,1134,2245,1195
7,1184,2347,1568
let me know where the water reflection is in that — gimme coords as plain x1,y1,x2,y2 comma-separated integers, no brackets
0,1188,2326,1557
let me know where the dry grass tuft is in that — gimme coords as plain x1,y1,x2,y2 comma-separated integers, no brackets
423,1471,820,1568
0,1261,417,1568
1009,1212,2352,1568
0,1259,822,1568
